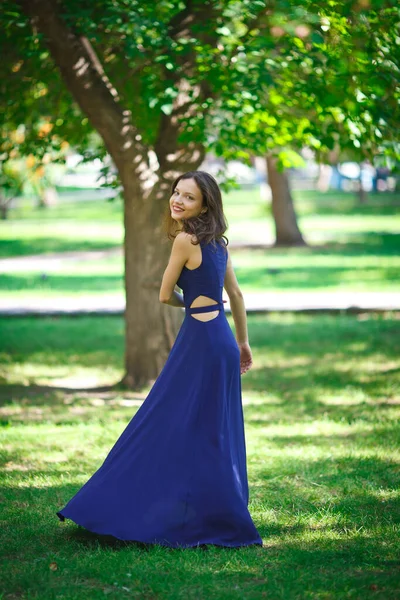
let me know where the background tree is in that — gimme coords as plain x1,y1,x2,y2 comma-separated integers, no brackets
2,0,398,384
2,0,278,387
210,0,400,244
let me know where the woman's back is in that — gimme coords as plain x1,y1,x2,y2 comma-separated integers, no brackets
177,239,228,322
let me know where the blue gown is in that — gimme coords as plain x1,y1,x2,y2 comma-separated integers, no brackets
56,238,263,549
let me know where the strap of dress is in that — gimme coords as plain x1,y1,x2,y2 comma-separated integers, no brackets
187,302,224,314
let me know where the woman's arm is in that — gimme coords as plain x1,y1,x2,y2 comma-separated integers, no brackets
223,249,248,344
159,232,192,307
223,248,253,374
165,288,185,308
228,293,249,344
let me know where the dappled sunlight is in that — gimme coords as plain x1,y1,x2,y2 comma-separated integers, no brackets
2,221,122,242
0,389,145,425
369,488,400,502
1,362,123,387
321,392,370,405
242,391,283,406
1,312,398,598
252,354,313,369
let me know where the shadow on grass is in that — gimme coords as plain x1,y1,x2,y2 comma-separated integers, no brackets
294,190,400,217
2,450,399,548
0,238,121,259
235,232,400,291
0,314,399,425
0,272,124,293
316,231,400,257
0,315,125,368
1,309,399,597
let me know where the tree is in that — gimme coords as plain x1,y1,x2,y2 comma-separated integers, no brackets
209,0,400,243
266,156,306,245
2,0,398,384
2,0,277,387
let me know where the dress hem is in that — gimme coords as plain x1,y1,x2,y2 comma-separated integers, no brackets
56,511,263,549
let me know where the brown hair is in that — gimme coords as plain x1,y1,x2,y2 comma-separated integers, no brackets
163,170,229,248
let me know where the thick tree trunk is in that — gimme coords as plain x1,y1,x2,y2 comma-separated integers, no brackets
266,155,306,246
118,152,204,389
19,0,211,388
117,176,180,388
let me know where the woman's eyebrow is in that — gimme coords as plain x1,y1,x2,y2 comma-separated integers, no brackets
176,187,194,197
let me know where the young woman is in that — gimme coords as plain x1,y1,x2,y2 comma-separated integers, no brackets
56,171,263,549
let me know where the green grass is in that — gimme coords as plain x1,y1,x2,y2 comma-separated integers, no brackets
1,231,399,300
1,190,399,299
1,312,399,599
1,189,399,257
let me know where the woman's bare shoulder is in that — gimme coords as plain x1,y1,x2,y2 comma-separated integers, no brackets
174,231,198,245
173,231,192,243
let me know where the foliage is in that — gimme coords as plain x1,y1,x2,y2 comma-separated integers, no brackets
1,0,398,180
208,0,400,166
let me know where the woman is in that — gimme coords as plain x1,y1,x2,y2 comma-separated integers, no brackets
56,170,262,549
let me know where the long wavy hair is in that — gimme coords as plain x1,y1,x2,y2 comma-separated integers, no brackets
163,170,229,248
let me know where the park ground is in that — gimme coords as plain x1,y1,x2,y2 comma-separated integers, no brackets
0,188,399,599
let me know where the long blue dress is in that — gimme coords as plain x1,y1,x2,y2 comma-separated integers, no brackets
56,238,263,548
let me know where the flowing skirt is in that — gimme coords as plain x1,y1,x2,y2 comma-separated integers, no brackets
56,310,262,548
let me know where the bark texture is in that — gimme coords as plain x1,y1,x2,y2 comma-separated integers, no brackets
266,155,306,247
19,0,213,387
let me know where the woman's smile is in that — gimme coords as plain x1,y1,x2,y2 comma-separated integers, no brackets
169,178,204,221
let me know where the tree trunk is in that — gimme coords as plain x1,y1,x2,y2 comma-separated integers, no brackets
0,194,11,220
357,164,367,203
358,186,367,203
117,175,181,388
19,0,211,388
118,152,204,389
266,155,306,246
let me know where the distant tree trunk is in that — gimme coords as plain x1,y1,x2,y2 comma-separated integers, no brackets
0,197,8,219
0,194,13,220
37,194,49,208
358,186,367,203
316,164,332,192
39,187,58,207
266,155,306,246
358,164,367,203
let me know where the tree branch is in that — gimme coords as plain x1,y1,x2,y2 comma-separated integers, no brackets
227,6,271,64
18,0,144,164
153,1,221,166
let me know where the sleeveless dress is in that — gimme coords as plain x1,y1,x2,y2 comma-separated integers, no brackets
56,238,263,549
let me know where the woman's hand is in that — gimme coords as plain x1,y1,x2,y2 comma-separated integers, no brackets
238,342,253,375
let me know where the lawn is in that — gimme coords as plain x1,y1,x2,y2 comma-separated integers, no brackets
1,312,399,599
0,189,399,300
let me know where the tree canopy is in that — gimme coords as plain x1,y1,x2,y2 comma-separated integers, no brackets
2,0,398,174
1,0,399,385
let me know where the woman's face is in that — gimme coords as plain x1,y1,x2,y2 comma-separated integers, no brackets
169,178,206,222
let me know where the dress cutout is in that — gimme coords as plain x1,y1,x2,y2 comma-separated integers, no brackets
56,238,263,548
